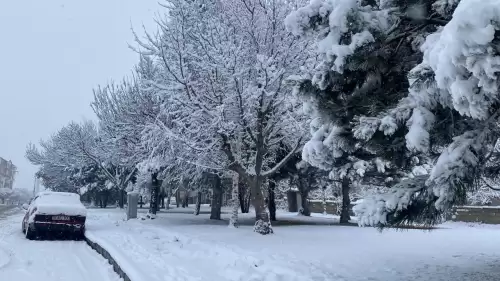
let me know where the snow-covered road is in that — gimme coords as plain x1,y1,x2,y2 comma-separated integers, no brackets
0,210,121,281
0,205,16,218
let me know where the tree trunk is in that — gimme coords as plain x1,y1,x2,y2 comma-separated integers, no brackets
175,189,180,208
268,180,277,221
210,176,223,220
228,173,240,228
340,177,351,224
322,187,327,215
299,190,311,216
244,188,251,213
194,191,202,215
102,190,109,208
118,189,125,209
156,191,162,212
182,191,189,208
148,173,159,218
250,176,273,235
165,185,172,210
238,180,250,213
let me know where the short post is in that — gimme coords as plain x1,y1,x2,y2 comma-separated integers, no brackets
286,190,298,212
138,196,144,209
126,192,138,220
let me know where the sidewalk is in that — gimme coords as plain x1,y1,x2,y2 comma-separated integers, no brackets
85,208,333,281
85,207,500,281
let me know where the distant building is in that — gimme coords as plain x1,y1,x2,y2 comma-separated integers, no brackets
0,157,16,189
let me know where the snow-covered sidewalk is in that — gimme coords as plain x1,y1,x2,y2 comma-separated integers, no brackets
85,207,500,281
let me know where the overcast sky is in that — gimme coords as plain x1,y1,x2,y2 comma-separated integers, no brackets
0,0,159,190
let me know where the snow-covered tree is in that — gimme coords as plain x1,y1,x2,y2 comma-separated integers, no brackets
132,0,310,234
284,0,452,223
0,188,13,204
91,64,161,206
26,121,137,201
350,0,500,227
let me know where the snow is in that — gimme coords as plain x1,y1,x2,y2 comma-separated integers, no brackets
84,206,500,281
349,0,500,220
0,211,121,281
30,192,87,218
459,205,500,209
285,0,393,74
405,107,435,152
427,131,483,210
416,0,500,119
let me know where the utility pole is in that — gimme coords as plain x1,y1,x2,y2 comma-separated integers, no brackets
33,176,40,197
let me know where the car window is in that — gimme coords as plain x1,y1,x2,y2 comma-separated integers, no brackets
30,196,39,205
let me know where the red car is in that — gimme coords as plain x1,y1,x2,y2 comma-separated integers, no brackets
22,191,87,240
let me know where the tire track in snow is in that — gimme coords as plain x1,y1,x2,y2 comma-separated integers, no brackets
0,210,23,270
0,245,12,270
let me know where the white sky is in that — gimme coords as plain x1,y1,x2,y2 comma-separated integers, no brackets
0,0,160,190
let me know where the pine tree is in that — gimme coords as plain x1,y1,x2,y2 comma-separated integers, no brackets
350,0,500,227
284,0,451,223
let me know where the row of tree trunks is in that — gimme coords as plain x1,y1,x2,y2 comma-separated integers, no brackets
87,189,110,209
131,172,350,226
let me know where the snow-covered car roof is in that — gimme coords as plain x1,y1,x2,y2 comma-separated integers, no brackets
31,191,87,216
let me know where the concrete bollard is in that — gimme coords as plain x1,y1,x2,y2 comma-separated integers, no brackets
126,192,138,220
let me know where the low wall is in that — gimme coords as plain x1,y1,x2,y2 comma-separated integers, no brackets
308,200,355,216
85,237,131,281
451,206,500,224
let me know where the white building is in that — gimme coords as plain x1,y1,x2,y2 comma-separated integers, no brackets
0,157,16,189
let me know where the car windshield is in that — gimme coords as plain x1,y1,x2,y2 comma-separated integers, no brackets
35,193,81,206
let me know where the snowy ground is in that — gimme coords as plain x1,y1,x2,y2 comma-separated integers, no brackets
0,209,121,281
0,205,17,218
85,206,500,281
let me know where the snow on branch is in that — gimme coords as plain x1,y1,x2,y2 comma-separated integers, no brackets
261,137,303,177
353,175,437,227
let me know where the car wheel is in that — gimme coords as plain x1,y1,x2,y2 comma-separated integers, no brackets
25,224,36,240
75,229,85,241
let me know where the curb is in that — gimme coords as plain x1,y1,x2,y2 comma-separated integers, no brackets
85,236,132,281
